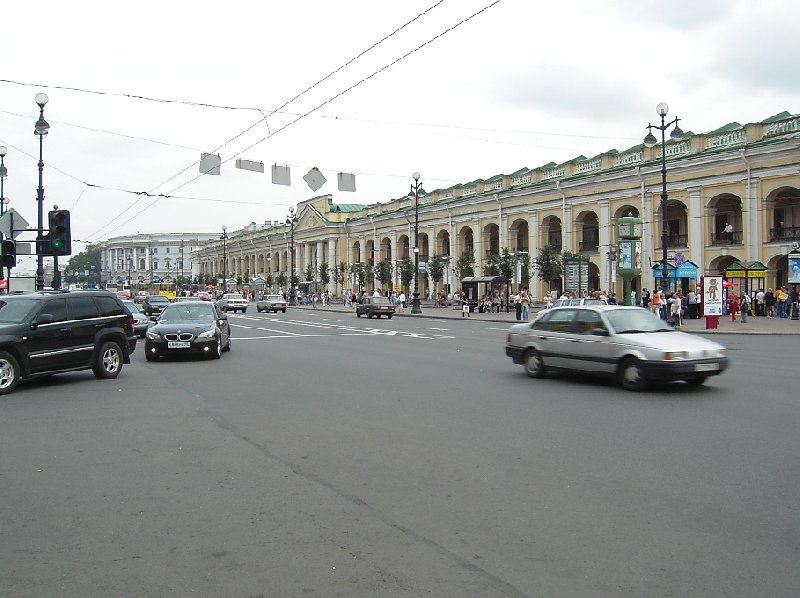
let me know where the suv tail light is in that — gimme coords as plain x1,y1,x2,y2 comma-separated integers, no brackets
127,316,135,332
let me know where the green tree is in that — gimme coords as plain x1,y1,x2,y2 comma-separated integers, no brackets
350,262,366,290
364,262,375,291
454,248,475,281
318,262,330,288
276,272,287,289
428,254,444,287
266,273,274,292
398,258,414,291
534,245,562,291
376,258,393,292
484,253,501,277
290,270,299,287
518,252,532,290
64,244,102,286
336,261,348,288
499,248,515,280
305,263,315,282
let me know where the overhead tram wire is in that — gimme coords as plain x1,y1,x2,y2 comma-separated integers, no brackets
162,0,504,198
89,1,504,238
82,0,452,241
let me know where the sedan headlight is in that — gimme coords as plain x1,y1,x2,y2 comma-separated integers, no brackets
146,329,160,340
663,351,688,361
197,328,216,339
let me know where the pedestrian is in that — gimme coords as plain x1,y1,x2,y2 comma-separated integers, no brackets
462,300,470,318
756,288,765,316
514,291,522,321
739,292,749,323
521,289,530,321
764,288,775,318
398,291,406,313
728,292,739,321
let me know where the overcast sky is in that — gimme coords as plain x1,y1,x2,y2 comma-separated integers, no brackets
2,0,799,274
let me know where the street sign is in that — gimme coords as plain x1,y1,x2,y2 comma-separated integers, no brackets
0,209,30,239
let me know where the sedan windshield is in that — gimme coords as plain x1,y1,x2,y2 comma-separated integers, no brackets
606,308,673,334
159,304,216,323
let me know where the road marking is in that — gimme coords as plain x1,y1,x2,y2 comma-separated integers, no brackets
428,327,449,331
256,327,300,336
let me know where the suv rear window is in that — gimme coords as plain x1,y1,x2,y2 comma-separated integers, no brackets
69,296,100,319
97,296,125,316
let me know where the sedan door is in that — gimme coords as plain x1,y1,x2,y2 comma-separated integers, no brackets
531,308,577,370
567,308,616,374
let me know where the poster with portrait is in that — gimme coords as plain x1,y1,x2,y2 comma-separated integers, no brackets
788,255,800,284
703,275,723,316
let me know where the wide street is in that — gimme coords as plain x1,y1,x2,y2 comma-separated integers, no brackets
1,307,798,597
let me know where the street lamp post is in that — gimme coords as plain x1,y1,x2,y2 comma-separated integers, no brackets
408,172,426,314
220,226,228,293
179,239,185,292
34,93,50,291
643,102,684,295
286,207,298,305
0,145,8,286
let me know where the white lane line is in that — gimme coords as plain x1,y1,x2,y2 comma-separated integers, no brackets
230,323,254,329
428,327,449,331
256,327,300,336
234,334,330,340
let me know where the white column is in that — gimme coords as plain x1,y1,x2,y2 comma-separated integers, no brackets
688,188,703,268
599,200,610,292
316,241,324,280
472,224,482,277
563,205,573,252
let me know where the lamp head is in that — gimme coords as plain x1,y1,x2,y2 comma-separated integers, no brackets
412,172,420,182
670,124,684,142
34,116,50,136
35,93,49,107
0,145,6,157
643,130,658,148
222,225,227,232
656,102,669,117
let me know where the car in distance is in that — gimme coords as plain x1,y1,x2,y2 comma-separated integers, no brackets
0,290,137,395
143,294,171,317
256,294,288,313
356,296,396,319
552,297,608,308
134,290,149,304
145,301,231,361
505,305,728,391
122,299,149,338
216,293,248,313
174,296,204,303
196,292,212,301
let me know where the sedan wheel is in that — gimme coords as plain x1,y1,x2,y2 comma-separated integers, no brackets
211,337,222,359
619,357,647,391
0,350,21,395
524,349,546,378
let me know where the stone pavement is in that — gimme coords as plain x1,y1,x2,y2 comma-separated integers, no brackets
289,300,800,335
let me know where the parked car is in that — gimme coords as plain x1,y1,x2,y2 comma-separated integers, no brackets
505,305,728,391
356,296,396,319
145,301,231,361
174,296,204,303
256,294,288,313
134,291,149,304
143,294,171,317
216,293,248,313
122,299,149,338
0,290,137,395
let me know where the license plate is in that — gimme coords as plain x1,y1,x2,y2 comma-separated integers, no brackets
694,362,719,372
168,341,191,349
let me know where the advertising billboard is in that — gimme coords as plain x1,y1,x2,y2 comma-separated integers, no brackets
703,276,724,316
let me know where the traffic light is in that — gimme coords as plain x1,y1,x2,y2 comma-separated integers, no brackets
1,240,16,268
48,209,71,256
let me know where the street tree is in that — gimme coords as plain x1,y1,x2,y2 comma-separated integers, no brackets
534,245,562,292
376,258,393,292
454,248,475,281
398,258,414,291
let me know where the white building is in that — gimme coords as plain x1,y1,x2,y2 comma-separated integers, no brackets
98,232,218,287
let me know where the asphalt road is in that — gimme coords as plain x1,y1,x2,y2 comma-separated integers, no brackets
1,310,798,597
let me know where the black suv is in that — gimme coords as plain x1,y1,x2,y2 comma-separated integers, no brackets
0,291,138,395
143,294,171,317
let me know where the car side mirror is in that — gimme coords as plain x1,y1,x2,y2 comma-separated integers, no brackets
33,313,54,327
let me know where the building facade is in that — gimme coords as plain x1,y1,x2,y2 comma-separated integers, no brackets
193,110,800,299
98,233,218,287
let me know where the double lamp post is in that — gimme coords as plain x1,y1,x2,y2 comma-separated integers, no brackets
408,172,426,314
643,102,684,295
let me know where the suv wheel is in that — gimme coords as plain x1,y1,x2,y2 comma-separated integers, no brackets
0,351,21,395
93,341,123,379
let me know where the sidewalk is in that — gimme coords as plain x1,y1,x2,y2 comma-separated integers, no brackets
290,301,800,335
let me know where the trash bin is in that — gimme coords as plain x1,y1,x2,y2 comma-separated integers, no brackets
705,316,719,329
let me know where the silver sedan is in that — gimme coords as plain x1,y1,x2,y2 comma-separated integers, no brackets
505,305,728,391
